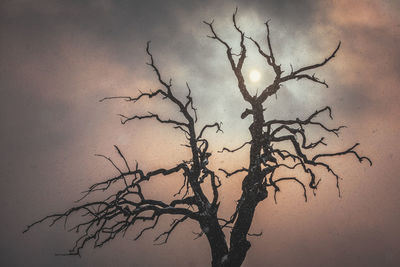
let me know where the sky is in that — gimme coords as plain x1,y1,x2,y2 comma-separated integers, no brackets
1,0,400,266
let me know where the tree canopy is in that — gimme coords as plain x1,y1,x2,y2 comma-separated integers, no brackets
24,9,371,267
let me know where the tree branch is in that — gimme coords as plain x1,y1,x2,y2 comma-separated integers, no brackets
198,122,223,140
313,143,372,166
204,9,253,103
218,141,252,153
99,89,166,103
219,167,248,178
280,42,341,85
118,112,188,127
153,216,189,245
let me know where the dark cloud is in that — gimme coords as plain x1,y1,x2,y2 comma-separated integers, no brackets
1,0,399,266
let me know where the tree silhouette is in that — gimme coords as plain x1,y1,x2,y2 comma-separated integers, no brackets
24,9,371,267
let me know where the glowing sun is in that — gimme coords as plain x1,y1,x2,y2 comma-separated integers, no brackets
249,70,261,82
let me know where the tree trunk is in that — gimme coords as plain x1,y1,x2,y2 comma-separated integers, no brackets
201,217,229,267
224,102,266,267
227,197,257,267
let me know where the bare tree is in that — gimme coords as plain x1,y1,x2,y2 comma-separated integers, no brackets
24,10,371,267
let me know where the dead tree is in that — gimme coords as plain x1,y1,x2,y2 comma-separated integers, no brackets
24,9,371,267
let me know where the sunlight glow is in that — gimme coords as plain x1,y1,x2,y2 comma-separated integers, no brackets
249,70,261,82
